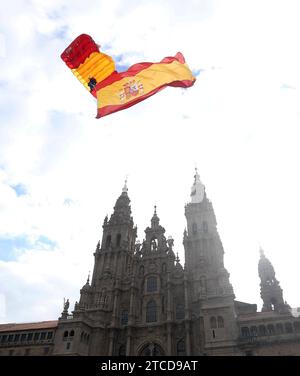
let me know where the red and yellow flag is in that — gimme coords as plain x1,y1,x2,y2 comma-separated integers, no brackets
61,34,196,118
96,52,196,118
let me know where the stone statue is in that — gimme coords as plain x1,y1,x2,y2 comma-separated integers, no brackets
167,236,174,250
64,298,70,312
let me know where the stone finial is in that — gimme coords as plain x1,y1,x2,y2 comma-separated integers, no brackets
122,176,128,193
167,236,174,249
151,204,160,228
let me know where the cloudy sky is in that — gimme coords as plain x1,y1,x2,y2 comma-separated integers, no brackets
0,0,300,323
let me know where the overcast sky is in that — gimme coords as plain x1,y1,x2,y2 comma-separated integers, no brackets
0,0,300,323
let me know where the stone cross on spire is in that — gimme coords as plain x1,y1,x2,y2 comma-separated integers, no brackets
122,175,128,193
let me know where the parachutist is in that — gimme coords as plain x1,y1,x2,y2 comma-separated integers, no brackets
88,77,97,91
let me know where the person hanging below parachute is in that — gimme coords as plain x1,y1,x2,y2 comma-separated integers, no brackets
61,34,196,118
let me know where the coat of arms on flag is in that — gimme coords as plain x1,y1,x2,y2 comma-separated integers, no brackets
119,80,144,102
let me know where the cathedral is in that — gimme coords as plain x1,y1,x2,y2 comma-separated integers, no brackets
0,171,300,356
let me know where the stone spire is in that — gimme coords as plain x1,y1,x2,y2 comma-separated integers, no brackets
190,168,205,203
109,181,132,225
258,248,290,313
151,205,160,228
122,176,128,193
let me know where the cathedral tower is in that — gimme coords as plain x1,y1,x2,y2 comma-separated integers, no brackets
53,182,137,355
183,170,238,354
258,248,290,314
91,179,136,285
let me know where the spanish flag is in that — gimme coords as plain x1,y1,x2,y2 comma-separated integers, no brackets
95,52,196,118
61,34,196,118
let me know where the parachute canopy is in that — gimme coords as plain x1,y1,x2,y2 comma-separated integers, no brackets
61,34,115,95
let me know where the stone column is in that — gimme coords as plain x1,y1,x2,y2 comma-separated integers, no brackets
184,273,191,355
108,329,115,356
126,276,136,355
111,279,120,327
126,327,132,356
166,271,172,355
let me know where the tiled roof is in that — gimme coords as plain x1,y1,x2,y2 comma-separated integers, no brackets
0,320,58,333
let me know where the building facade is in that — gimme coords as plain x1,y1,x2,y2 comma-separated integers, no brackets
1,171,300,356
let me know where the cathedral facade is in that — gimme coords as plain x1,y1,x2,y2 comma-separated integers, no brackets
1,172,300,356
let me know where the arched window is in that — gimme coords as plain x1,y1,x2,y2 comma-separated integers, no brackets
14,334,20,342
267,324,275,335
177,339,186,356
203,221,208,232
116,234,121,247
146,300,157,323
150,238,158,251
119,345,126,356
258,325,267,336
69,330,74,337
192,223,197,234
270,297,277,310
276,323,283,334
105,235,111,248
217,316,224,328
210,316,217,329
176,304,185,320
285,322,293,333
63,331,68,338
1,335,7,343
139,343,164,356
250,326,258,337
139,265,144,277
293,322,300,333
121,310,128,326
147,276,157,292
241,327,250,337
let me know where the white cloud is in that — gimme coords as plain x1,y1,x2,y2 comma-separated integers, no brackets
0,0,300,323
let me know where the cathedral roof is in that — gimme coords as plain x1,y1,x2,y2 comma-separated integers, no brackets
0,320,58,333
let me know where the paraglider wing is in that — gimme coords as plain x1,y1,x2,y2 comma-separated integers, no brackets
60,34,115,97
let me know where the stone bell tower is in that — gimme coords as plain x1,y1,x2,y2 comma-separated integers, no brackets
91,179,137,286
53,181,137,355
183,169,239,355
258,248,290,314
